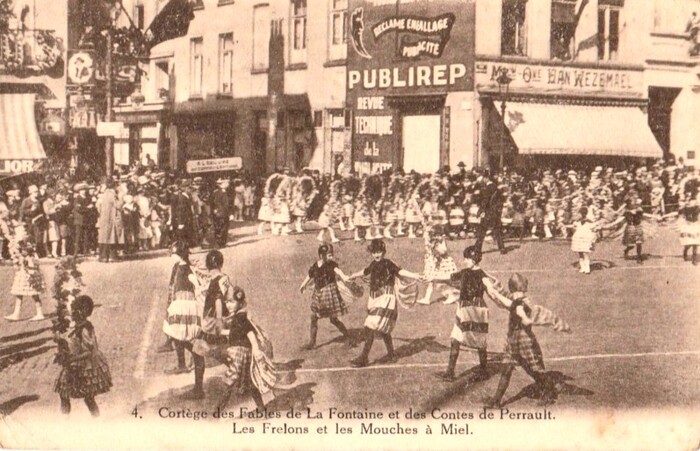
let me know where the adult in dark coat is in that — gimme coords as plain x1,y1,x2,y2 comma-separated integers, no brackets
20,185,47,256
210,178,231,247
474,176,506,255
72,183,92,257
171,182,197,248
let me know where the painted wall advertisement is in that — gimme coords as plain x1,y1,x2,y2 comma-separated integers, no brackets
347,0,475,171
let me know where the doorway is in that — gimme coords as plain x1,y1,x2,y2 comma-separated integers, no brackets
402,115,441,174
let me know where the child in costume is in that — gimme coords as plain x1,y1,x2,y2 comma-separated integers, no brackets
679,193,699,265
162,241,205,400
200,250,234,353
299,244,355,349
347,239,422,367
5,240,46,321
418,226,457,305
317,180,342,243
569,206,597,274
54,295,112,416
218,288,277,411
431,246,505,382
353,192,373,242
404,190,423,239
484,274,557,408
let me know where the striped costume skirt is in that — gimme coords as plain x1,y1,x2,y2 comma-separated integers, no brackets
257,198,273,222
384,208,399,223
353,209,372,227
54,354,112,399
502,329,545,372
223,346,253,391
311,284,348,318
679,221,700,246
623,224,644,246
450,303,489,350
11,269,45,297
162,291,202,342
423,255,457,280
405,207,422,224
364,286,398,334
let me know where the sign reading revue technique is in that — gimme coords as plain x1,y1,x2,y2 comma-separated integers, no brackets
347,0,475,169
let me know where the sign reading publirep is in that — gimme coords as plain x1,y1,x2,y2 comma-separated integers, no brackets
348,0,475,170
186,157,243,174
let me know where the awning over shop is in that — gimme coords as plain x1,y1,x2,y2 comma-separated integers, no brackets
498,102,663,158
0,94,46,174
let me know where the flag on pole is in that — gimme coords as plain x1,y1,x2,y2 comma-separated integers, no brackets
146,0,195,49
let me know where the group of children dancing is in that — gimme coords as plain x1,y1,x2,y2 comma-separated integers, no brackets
299,235,570,407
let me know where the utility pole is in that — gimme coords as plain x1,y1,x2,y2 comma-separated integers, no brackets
104,18,113,176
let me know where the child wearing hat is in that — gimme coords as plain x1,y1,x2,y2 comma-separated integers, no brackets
299,244,354,349
347,239,422,367
54,295,112,416
5,240,46,321
484,273,556,408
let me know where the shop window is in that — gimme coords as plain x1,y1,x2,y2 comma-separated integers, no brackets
688,150,696,160
219,33,234,94
329,0,348,61
190,37,203,97
290,0,307,64
329,109,346,129
253,4,270,70
550,0,576,61
313,110,323,128
501,0,527,56
598,1,622,61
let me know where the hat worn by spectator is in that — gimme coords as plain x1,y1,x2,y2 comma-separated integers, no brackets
216,177,228,185
27,185,39,195
73,182,88,192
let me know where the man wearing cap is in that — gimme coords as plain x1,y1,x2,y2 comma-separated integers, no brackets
171,181,197,247
210,177,231,247
20,185,47,257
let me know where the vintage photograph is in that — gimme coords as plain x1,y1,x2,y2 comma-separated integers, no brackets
0,0,699,449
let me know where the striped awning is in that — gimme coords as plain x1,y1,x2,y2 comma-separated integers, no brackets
499,102,664,158
0,93,46,173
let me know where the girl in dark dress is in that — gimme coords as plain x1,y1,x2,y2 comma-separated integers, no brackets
54,295,112,416
299,244,354,350
218,288,276,411
347,239,422,368
431,246,505,382
485,274,556,408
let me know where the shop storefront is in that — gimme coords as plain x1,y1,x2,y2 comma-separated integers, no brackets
475,59,664,170
347,0,476,175
114,106,172,170
0,93,47,176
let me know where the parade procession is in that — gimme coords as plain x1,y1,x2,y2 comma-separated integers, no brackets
0,0,699,449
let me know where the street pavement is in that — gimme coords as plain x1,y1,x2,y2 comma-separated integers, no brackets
0,222,699,448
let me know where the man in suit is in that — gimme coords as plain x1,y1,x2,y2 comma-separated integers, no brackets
474,174,506,255
210,177,231,247
72,183,91,256
171,180,197,248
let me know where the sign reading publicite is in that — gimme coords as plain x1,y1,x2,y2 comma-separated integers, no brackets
186,157,243,174
347,0,475,170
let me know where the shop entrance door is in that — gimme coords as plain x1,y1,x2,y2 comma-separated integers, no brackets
402,115,440,174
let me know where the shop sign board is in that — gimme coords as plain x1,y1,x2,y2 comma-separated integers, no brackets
474,61,644,96
96,121,125,137
186,157,243,174
347,0,475,169
0,160,37,174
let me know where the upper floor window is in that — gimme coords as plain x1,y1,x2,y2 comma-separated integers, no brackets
598,1,622,61
290,0,307,64
154,60,170,97
501,0,527,56
219,33,234,94
134,3,145,30
190,37,203,96
550,0,576,60
253,4,270,70
329,0,348,60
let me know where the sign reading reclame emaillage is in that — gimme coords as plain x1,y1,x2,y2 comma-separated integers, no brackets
347,0,475,170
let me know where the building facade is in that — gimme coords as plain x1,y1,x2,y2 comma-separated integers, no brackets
0,0,67,175
113,0,699,176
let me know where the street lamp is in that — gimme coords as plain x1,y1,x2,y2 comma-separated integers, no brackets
496,67,513,172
